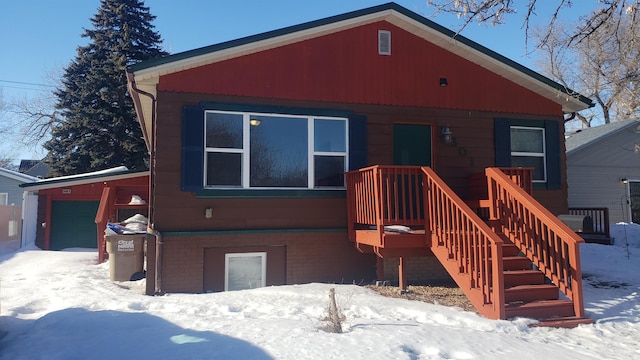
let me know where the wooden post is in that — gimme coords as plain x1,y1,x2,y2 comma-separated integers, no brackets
376,256,385,281
398,256,407,290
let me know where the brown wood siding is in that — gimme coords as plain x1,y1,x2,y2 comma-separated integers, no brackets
160,232,376,293
154,91,568,229
159,21,561,116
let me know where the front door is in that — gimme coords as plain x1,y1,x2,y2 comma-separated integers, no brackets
393,123,432,166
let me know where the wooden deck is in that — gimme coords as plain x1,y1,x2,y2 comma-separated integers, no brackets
346,165,591,327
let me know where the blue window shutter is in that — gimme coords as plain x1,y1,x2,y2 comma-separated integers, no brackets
494,118,511,167
348,114,368,171
181,105,204,191
545,120,561,190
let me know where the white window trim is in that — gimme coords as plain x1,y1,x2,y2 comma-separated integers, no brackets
224,252,267,291
510,126,547,183
378,30,391,55
0,193,7,205
204,110,349,190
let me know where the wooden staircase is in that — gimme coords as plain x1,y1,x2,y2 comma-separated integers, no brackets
346,165,592,328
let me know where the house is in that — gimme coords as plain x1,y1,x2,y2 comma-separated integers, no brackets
0,167,38,244
19,167,149,253
566,120,640,226
127,3,594,325
18,159,50,178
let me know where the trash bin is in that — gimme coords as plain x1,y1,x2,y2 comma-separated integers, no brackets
105,234,145,281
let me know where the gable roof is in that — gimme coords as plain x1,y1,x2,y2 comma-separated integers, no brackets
565,120,640,155
127,2,594,148
19,159,50,178
0,167,40,183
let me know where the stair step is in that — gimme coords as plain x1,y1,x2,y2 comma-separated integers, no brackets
503,256,532,271
502,244,521,257
530,316,594,328
504,284,559,303
503,270,545,287
505,299,575,319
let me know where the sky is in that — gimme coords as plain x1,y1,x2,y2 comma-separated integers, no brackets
0,223,638,359
0,0,598,163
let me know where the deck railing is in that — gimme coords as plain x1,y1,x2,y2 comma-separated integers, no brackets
498,167,534,194
346,166,426,244
422,166,505,319
568,207,610,237
486,167,586,318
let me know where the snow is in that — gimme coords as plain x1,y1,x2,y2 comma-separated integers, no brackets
0,225,638,359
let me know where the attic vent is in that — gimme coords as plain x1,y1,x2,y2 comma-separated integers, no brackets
378,30,391,55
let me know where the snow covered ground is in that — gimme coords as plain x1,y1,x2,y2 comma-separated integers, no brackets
0,225,638,360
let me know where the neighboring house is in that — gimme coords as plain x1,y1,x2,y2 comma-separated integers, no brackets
20,167,149,251
18,159,50,179
566,119,640,224
127,3,593,324
0,167,38,243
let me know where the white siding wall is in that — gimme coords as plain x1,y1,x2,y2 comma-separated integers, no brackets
0,176,26,206
567,165,630,222
567,124,640,223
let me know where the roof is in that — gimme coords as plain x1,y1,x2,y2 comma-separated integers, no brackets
565,120,640,155
128,3,594,108
0,167,40,183
20,166,149,191
19,159,50,178
127,3,594,149
18,160,40,172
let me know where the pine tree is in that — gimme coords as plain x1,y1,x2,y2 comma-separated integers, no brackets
44,0,167,176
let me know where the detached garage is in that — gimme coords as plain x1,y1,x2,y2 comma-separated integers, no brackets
20,167,149,251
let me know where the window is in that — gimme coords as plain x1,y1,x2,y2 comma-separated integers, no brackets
225,252,266,291
494,119,561,190
510,126,546,182
181,104,367,194
0,193,7,205
204,110,348,189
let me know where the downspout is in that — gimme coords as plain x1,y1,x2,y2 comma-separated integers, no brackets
126,70,163,295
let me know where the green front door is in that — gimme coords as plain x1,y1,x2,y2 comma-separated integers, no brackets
50,201,100,250
393,124,432,166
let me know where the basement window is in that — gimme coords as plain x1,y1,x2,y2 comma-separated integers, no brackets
378,30,391,55
225,252,266,291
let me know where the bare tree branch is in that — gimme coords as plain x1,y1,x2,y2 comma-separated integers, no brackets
426,0,639,49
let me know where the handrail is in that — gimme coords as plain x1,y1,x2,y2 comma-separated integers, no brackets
421,166,505,319
486,167,586,318
568,207,610,237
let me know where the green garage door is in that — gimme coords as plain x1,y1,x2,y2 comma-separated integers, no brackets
50,201,100,250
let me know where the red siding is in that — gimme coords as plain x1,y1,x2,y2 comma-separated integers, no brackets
160,21,560,116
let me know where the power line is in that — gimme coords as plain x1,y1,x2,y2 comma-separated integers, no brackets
0,80,57,88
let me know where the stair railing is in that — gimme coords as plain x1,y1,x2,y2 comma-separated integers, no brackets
95,186,115,263
421,167,506,319
485,167,586,318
